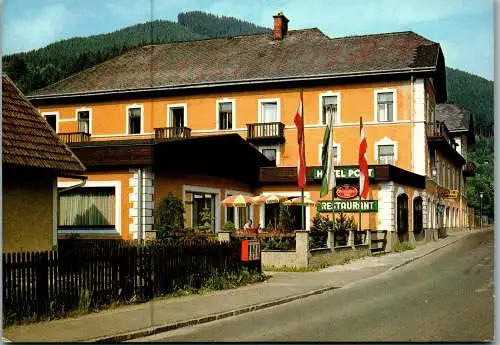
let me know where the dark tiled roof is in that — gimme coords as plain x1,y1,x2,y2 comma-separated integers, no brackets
436,103,473,132
30,30,441,97
2,75,86,173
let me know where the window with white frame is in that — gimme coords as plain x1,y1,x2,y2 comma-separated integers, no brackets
77,110,90,133
376,91,395,122
128,107,142,134
58,187,115,228
260,101,278,123
43,113,57,132
321,95,338,125
261,148,277,165
377,144,395,164
218,101,233,130
319,144,339,165
169,106,186,128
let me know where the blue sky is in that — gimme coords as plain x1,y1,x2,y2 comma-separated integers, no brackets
2,0,494,80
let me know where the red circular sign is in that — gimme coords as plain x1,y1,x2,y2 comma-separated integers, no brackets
336,185,358,199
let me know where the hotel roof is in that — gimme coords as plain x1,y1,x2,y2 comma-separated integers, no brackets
28,29,446,101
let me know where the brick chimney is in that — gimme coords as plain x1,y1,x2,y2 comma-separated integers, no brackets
273,12,289,40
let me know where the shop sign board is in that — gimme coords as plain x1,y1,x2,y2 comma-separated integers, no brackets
313,167,375,180
241,240,261,261
443,190,459,198
336,185,358,199
317,200,378,213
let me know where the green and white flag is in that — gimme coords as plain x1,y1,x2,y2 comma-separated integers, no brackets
320,115,336,197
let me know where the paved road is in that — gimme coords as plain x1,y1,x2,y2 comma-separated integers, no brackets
136,230,494,342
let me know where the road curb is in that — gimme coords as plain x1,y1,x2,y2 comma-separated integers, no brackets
88,286,340,343
389,231,472,271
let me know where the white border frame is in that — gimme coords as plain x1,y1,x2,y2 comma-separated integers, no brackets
374,136,398,165
75,107,93,134
224,189,254,229
257,98,281,123
57,180,122,235
258,191,311,231
41,111,60,133
318,142,340,165
182,185,221,232
167,103,188,127
215,98,236,131
126,104,144,135
374,88,398,123
318,91,341,125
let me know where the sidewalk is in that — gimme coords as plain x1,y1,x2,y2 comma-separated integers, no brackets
3,228,484,343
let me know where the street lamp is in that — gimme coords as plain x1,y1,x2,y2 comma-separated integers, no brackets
479,192,484,228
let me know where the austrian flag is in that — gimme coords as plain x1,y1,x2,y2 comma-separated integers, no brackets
359,117,369,198
294,93,306,188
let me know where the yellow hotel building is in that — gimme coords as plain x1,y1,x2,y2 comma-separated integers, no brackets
27,13,476,244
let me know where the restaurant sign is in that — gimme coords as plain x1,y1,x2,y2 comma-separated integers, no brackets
313,167,375,180
317,200,378,213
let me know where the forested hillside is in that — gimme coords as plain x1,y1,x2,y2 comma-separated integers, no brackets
2,11,269,94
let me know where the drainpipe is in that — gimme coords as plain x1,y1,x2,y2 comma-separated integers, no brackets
410,74,414,173
58,175,88,193
138,168,143,241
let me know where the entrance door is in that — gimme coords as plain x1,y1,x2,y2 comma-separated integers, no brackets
397,194,409,241
413,197,423,237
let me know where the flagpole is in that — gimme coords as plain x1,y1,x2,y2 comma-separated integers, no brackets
358,117,363,238
331,114,335,233
301,88,305,230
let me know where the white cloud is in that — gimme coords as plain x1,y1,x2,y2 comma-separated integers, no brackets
3,3,77,54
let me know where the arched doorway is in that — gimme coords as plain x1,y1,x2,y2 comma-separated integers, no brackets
397,193,409,241
413,197,423,239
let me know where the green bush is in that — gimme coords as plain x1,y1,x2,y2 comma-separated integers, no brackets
223,221,235,231
154,193,185,239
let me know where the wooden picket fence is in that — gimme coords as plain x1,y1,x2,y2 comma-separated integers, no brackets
3,240,247,323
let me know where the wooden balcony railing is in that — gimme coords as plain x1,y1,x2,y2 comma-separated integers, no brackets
154,127,191,140
463,161,476,177
58,132,91,144
426,121,459,149
246,122,285,144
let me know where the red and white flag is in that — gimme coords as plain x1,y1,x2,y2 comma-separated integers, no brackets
359,117,369,198
294,92,306,188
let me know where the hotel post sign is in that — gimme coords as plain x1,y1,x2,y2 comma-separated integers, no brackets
312,167,375,180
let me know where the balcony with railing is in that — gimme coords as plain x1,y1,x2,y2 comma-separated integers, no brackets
58,132,91,144
463,161,476,177
154,127,191,141
246,122,285,145
426,122,465,166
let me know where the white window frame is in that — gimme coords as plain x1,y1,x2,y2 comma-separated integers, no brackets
167,103,188,128
374,89,397,122
125,104,144,135
318,142,340,165
41,111,60,133
215,99,236,130
75,107,93,134
259,145,280,165
374,136,398,165
257,98,281,123
318,91,341,125
57,180,122,235
224,189,254,229
182,185,221,232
